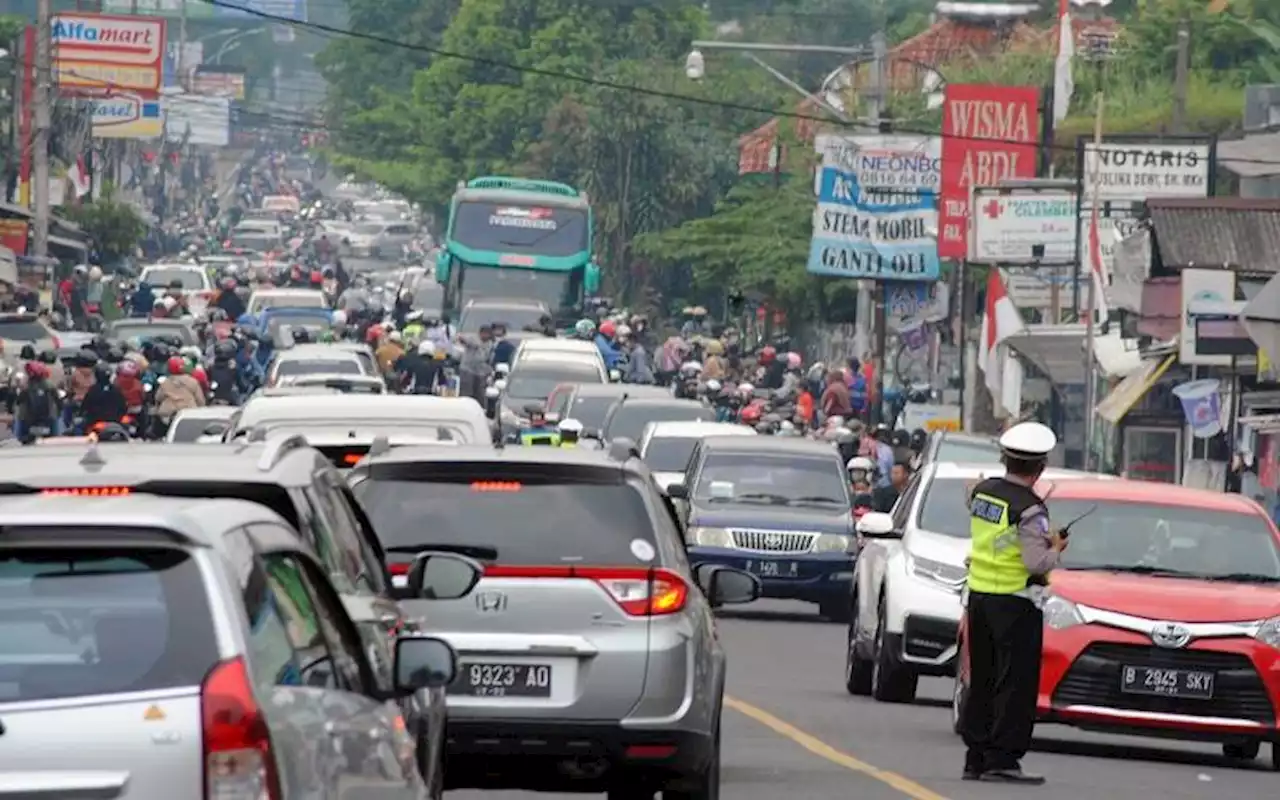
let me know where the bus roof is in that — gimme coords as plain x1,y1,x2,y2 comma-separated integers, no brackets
453,186,590,210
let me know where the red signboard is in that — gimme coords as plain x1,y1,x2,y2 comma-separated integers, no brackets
938,84,1040,260
0,219,29,255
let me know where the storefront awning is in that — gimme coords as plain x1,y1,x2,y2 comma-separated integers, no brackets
1006,325,1142,385
48,235,88,253
1095,354,1176,425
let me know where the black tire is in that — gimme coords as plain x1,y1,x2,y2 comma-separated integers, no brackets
820,597,852,623
1223,741,1260,761
844,613,873,696
665,720,721,800
870,608,918,703
1272,742,1280,771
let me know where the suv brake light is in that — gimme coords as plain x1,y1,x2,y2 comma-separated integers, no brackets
484,565,688,616
202,657,281,800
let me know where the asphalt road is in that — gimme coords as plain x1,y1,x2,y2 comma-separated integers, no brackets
457,599,1278,800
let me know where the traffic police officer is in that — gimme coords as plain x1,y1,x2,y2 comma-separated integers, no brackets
960,421,1065,785
517,403,560,446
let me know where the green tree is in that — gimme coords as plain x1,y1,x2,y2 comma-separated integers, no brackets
64,199,146,266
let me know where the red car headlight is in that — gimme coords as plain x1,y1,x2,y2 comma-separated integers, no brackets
1254,616,1280,650
1043,595,1084,630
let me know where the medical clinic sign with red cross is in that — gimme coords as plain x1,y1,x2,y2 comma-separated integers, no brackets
938,84,1040,260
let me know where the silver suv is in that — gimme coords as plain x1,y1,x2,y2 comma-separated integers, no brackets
0,492,470,797
348,440,762,797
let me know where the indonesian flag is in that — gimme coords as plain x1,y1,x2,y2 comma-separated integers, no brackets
1053,0,1074,124
977,270,1026,417
66,156,91,199
1086,205,1110,321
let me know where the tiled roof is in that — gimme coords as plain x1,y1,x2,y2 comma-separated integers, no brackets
1147,198,1280,275
737,99,822,176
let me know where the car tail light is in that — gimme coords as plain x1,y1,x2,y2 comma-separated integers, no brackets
202,657,281,800
42,487,132,496
484,565,688,616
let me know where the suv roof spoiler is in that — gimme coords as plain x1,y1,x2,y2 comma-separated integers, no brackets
253,432,311,471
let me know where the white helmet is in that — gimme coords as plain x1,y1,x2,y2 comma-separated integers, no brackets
88,266,103,280
679,360,702,375
847,456,875,472
737,381,754,394
417,340,436,357
180,345,202,359
331,309,347,326
558,418,584,434
616,324,632,338
162,296,178,311
387,330,403,343
704,378,722,393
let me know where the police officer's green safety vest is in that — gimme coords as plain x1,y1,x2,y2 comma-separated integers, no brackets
520,429,560,446
967,479,1040,594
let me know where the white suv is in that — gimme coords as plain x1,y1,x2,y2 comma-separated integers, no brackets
844,461,1105,703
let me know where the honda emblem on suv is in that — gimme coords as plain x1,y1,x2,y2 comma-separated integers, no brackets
1150,622,1191,649
475,591,508,613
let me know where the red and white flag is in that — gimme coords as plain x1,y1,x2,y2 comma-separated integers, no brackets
977,270,1026,414
66,156,91,199
1053,0,1075,123
1086,205,1110,321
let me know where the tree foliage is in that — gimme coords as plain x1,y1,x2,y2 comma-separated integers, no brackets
64,199,146,265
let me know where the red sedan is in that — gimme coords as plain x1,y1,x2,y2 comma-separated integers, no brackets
954,478,1280,769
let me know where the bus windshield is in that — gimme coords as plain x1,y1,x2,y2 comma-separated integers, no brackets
458,266,581,315
451,202,588,258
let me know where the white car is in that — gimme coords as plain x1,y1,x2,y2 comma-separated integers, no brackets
637,420,757,490
846,461,1113,704
227,394,491,444
139,263,213,313
232,220,284,239
275,373,386,394
514,339,607,376
266,344,369,387
166,406,237,443
247,287,329,315
280,430,456,470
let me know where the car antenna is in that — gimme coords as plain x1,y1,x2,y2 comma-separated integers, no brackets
79,435,107,470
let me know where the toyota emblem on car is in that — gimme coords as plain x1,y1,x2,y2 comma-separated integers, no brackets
1150,622,1192,649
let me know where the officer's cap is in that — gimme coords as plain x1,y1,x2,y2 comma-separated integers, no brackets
998,422,1056,459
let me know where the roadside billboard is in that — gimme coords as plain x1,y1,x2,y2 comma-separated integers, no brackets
52,12,165,95
192,67,246,99
91,93,163,139
101,0,217,20
938,84,1040,260
968,187,1076,265
807,133,942,282
217,0,308,22
164,92,230,147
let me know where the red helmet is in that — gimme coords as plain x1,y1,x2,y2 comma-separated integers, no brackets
191,366,209,391
24,361,47,380
167,356,185,375
309,270,323,284
598,320,616,338
740,405,763,424
365,324,383,344
759,345,777,365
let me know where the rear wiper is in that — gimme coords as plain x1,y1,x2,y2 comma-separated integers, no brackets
1201,573,1280,584
789,496,846,506
386,544,498,561
734,492,792,505
1067,565,1197,578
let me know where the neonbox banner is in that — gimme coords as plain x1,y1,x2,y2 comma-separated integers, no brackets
52,13,166,95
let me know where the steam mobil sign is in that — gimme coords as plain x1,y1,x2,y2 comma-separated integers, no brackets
51,13,166,95
807,133,942,282
92,93,162,139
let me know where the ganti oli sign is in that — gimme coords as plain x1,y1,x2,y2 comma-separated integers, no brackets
51,13,166,95
938,84,1040,260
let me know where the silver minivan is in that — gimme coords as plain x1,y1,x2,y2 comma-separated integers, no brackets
0,492,477,798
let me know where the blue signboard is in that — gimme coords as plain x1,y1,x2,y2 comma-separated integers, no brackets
216,0,307,22
806,134,942,282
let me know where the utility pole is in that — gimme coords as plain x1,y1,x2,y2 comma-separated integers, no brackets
1172,22,1190,133
859,31,887,417
1082,31,1113,471
176,1,188,88
32,0,51,258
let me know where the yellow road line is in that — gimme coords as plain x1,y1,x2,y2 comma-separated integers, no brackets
725,695,952,800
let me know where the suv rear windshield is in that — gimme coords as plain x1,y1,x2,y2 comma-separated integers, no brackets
352,466,658,566
0,544,218,702
643,437,699,472
0,319,50,341
605,403,714,442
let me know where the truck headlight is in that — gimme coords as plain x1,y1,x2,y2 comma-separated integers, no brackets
1043,595,1084,630
687,526,734,548
1254,616,1280,650
812,533,852,553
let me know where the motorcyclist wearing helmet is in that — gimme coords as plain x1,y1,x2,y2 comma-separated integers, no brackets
115,359,146,412
594,320,623,371
847,456,876,494
680,306,711,339
557,418,583,448
702,339,726,381
622,325,654,384
331,309,349,339
758,345,786,390
673,360,702,400
397,341,445,395
214,276,246,320
208,341,241,405
154,356,206,431
81,362,128,430
13,361,62,442
537,313,556,338
573,318,596,341
490,323,516,368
